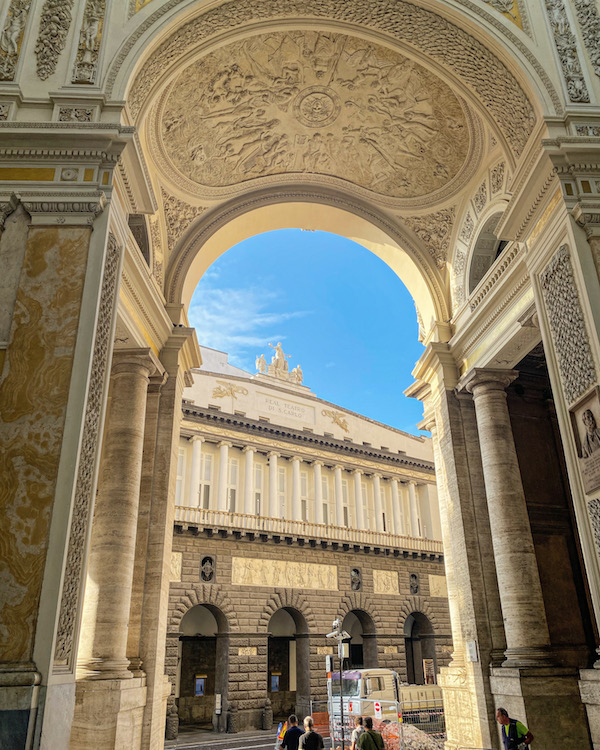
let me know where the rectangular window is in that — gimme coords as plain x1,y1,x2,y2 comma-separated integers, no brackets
228,458,238,513
270,674,280,692
199,453,213,510
175,448,185,505
322,474,329,525
301,470,309,521
278,466,286,518
254,463,263,515
194,675,206,696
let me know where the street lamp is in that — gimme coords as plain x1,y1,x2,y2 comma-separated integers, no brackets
326,618,351,750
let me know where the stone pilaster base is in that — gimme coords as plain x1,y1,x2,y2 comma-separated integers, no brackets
0,667,41,750
70,678,146,750
490,666,591,750
579,668,600,750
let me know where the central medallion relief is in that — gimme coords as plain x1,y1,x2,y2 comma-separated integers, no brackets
161,31,470,198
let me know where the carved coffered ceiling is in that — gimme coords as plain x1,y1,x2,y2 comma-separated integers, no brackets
151,30,476,204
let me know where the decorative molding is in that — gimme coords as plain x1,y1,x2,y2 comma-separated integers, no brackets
123,0,537,157
575,124,600,137
469,242,523,311
491,161,506,194
588,498,600,560
403,207,456,269
35,0,75,80
514,169,557,241
54,233,121,670
473,180,488,215
540,245,597,405
0,103,10,120
72,0,106,84
0,121,134,134
0,0,32,81
573,0,600,80
544,0,590,102
161,188,204,253
321,409,350,433
149,214,163,285
58,106,94,122
459,212,475,243
18,195,106,225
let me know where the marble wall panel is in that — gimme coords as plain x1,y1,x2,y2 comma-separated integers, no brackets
0,225,90,663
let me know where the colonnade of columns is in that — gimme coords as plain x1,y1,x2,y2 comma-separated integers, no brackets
179,436,436,538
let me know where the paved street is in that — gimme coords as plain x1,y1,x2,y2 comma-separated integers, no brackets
164,727,334,750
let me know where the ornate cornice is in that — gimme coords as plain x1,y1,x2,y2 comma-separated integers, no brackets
469,242,523,311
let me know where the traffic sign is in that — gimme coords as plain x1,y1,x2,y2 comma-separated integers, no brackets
374,701,381,717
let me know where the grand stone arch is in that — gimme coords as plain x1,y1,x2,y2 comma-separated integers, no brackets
1,1,600,750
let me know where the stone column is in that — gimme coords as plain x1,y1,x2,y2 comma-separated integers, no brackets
334,465,344,527
463,368,551,665
269,452,279,518
188,436,203,508
353,469,364,529
373,474,384,532
292,456,302,521
79,348,155,679
408,481,421,537
391,479,402,535
243,446,255,516
313,461,323,525
217,441,231,512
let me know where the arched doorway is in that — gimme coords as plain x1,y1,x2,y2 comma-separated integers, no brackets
343,610,378,669
176,604,230,732
404,613,436,685
267,608,310,721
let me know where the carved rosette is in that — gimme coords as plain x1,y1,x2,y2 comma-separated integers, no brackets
72,0,106,84
0,0,32,81
403,208,456,269
544,0,590,102
54,233,121,669
35,0,74,80
540,245,597,405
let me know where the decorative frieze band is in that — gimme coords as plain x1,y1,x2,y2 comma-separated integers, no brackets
54,232,121,669
19,194,106,225
0,0,33,81
540,245,596,405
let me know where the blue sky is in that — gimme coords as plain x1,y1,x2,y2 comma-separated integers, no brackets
188,229,426,434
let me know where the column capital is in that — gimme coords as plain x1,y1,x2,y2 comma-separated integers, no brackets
334,464,344,472
352,468,362,476
458,367,519,394
242,445,254,454
312,460,324,467
291,455,302,463
111,347,160,378
218,440,232,449
268,451,280,459
372,472,382,480
189,435,205,444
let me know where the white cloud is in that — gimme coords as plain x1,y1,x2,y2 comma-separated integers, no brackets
188,285,309,368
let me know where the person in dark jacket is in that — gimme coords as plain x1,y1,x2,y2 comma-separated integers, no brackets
282,715,304,750
299,716,324,750
496,707,534,749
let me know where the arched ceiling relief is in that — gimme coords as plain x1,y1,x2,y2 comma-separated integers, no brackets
154,30,471,203
123,0,539,160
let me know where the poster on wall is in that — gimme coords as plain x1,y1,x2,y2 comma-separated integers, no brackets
570,387,600,494
423,659,436,685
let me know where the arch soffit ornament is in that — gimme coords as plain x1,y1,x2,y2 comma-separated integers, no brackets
168,584,238,633
106,0,558,136
259,589,317,634
164,187,451,325
397,596,439,633
339,592,384,634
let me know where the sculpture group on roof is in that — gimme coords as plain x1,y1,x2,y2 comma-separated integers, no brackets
255,342,303,384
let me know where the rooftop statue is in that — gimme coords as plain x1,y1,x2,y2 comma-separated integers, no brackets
255,343,304,384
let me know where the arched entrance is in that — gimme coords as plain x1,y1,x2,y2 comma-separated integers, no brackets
404,613,436,685
267,608,311,722
343,610,378,669
176,604,230,732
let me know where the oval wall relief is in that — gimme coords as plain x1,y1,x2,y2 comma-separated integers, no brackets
160,30,470,199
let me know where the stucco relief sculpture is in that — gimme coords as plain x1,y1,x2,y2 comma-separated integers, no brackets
161,31,468,198
0,0,31,81
321,409,350,433
403,208,455,268
232,556,337,590
255,343,304,384
35,0,74,80
72,0,105,83
544,0,590,102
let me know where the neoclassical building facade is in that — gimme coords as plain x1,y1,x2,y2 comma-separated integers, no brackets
1,1,600,750
166,346,449,733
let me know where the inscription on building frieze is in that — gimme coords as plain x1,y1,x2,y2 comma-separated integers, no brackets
232,557,337,590
257,392,315,423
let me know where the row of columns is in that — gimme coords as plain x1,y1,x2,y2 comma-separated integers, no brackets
183,437,427,536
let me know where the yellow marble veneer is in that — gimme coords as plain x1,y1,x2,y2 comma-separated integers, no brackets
0,225,91,663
